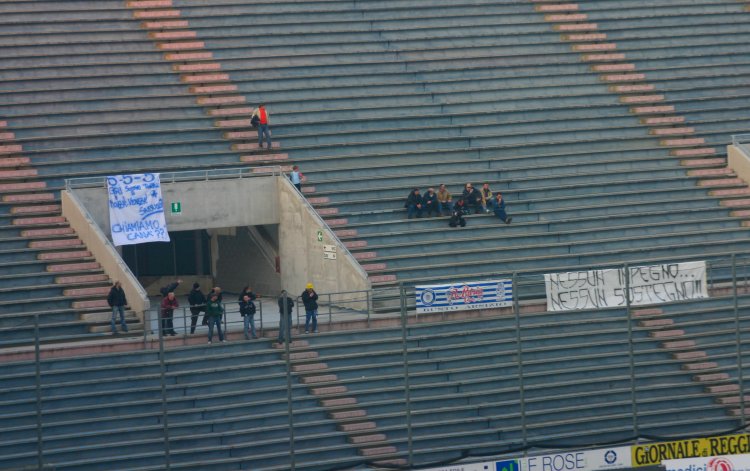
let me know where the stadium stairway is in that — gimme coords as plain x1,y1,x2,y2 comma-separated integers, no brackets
0,120,144,345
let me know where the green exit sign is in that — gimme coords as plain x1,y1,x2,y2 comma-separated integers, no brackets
170,202,181,214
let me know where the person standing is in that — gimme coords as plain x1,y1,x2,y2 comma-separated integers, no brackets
240,294,258,339
238,286,258,303
301,283,319,334
289,165,304,192
493,193,513,224
160,292,179,337
107,281,128,334
202,286,222,326
252,103,272,149
159,279,182,298
187,283,205,335
277,290,295,343
205,292,225,344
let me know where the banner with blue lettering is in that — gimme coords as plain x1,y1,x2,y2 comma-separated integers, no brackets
107,173,170,246
415,279,512,314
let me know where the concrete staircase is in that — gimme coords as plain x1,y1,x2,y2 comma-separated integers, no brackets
275,339,407,467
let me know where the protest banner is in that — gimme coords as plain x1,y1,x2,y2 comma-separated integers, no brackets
107,173,170,246
544,261,707,312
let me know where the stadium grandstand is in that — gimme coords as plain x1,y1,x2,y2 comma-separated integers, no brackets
3,0,750,469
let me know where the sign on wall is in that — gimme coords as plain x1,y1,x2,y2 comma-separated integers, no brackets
544,261,708,312
420,446,631,471
107,173,170,246
415,279,512,314
522,447,631,471
664,454,750,471
632,434,750,467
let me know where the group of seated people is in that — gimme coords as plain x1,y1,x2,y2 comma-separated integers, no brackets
405,183,512,227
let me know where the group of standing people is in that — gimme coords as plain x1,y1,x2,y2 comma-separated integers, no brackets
188,283,251,343
405,182,512,226
107,277,321,344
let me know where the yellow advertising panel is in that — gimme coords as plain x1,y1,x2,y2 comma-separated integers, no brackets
632,434,750,467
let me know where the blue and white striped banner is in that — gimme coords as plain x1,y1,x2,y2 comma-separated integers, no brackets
415,279,513,314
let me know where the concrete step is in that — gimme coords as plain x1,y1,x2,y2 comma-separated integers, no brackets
320,397,357,408
329,409,367,420
300,374,337,384
339,421,376,433
311,385,348,396
63,286,110,297
290,362,328,373
359,446,398,457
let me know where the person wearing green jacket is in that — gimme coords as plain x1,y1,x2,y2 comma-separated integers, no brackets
205,293,225,344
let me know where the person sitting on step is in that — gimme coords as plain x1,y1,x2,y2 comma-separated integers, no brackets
405,188,424,219
493,192,512,224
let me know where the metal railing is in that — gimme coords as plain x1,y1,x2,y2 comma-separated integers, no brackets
65,165,284,190
6,254,750,470
281,176,371,281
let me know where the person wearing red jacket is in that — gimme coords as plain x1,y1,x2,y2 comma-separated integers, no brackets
160,292,179,337
251,104,272,149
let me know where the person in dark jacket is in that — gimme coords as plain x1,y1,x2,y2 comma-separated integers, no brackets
187,283,206,334
405,188,424,219
238,285,257,304
202,286,223,326
449,200,467,228
422,187,439,217
239,294,257,340
462,183,483,214
160,292,179,336
493,193,513,224
159,279,182,297
107,281,128,334
277,290,295,343
301,283,319,334
205,293,225,344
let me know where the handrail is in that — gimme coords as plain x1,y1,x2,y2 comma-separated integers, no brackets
62,189,150,310
280,176,371,281
732,133,750,146
65,166,283,190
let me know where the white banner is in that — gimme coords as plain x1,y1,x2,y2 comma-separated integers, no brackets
522,447,631,471
545,261,708,312
420,446,631,471
416,279,512,314
107,173,170,246
664,454,750,471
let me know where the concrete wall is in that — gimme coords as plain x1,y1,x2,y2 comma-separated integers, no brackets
215,227,281,295
74,176,279,232
277,178,371,308
728,145,750,183
61,191,150,315
70,173,370,308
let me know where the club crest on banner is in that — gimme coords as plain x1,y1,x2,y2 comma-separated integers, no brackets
416,280,513,314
